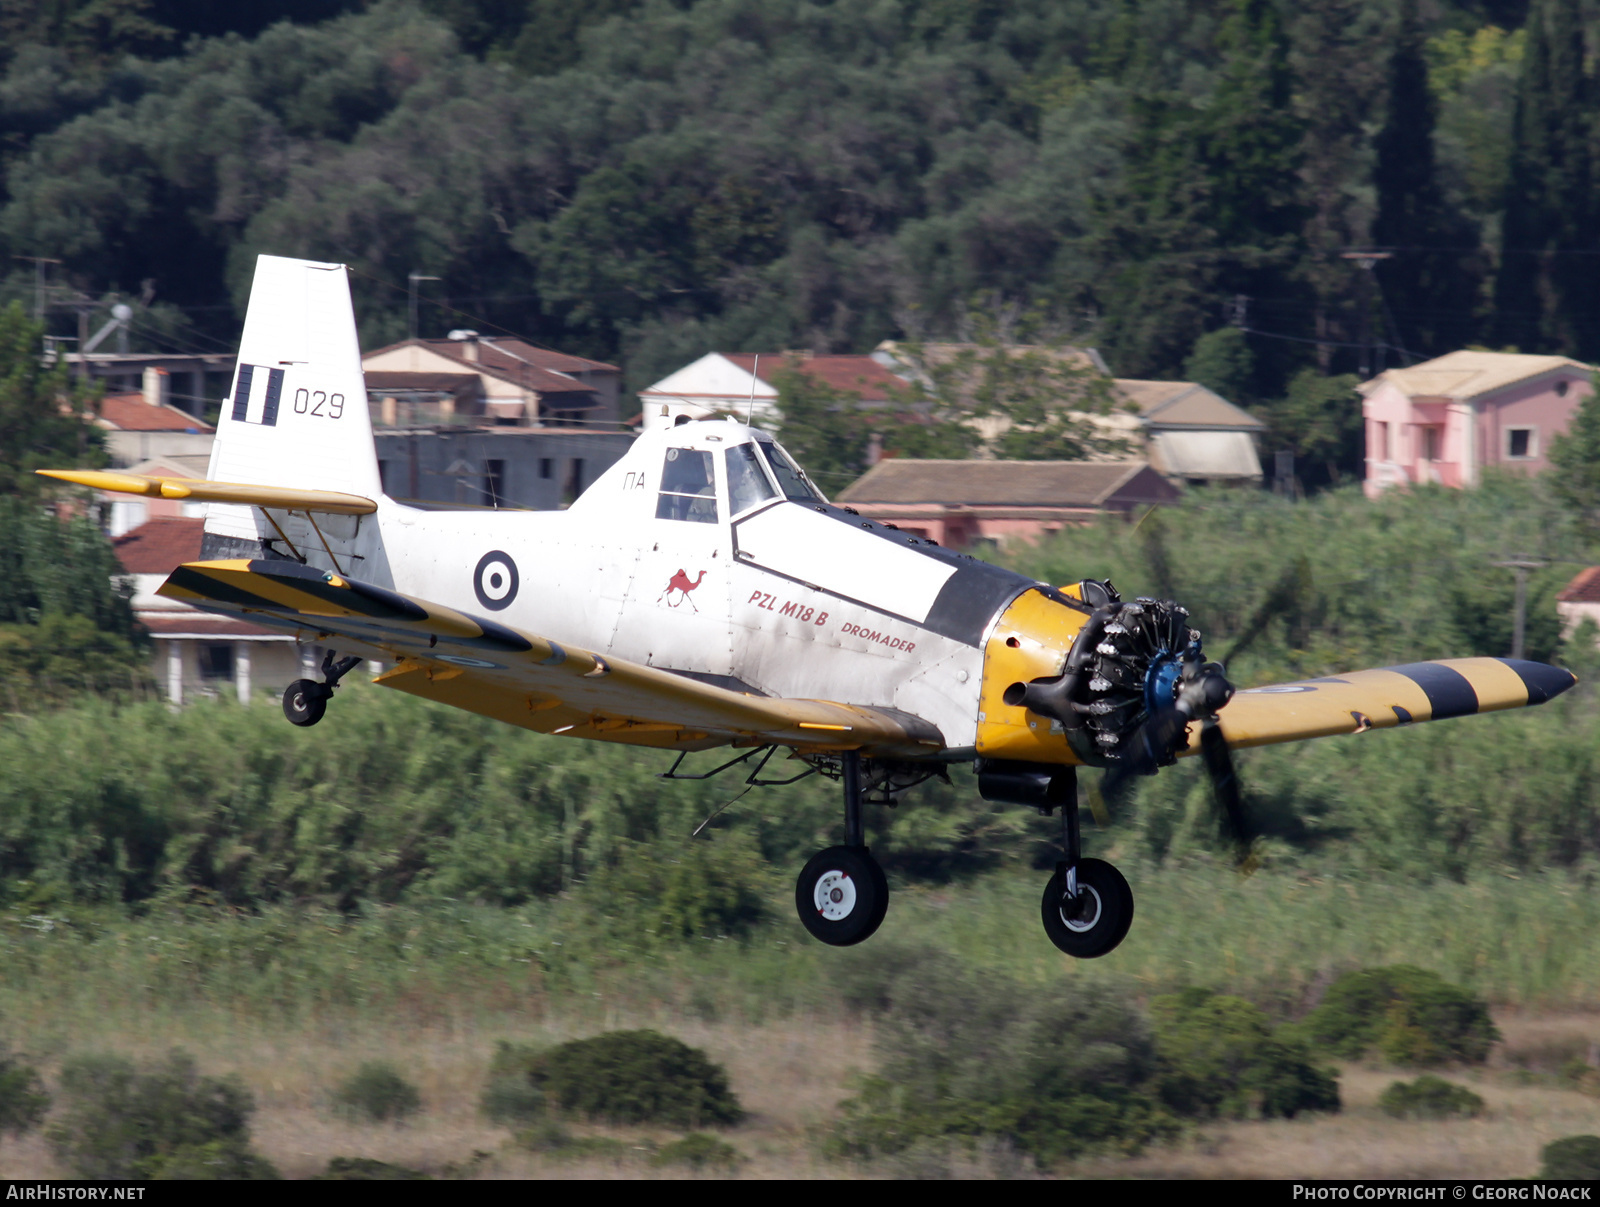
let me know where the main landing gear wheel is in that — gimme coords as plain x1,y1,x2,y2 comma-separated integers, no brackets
1040,857,1133,958
282,679,330,727
795,845,888,946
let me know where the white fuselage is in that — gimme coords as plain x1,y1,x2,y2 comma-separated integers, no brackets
269,420,1033,753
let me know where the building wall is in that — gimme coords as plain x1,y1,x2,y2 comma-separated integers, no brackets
152,637,303,705
1364,371,1592,497
373,428,635,509
1479,374,1592,476
105,430,216,470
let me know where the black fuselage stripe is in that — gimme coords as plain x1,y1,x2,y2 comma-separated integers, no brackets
231,363,254,422
1386,662,1479,719
262,367,285,426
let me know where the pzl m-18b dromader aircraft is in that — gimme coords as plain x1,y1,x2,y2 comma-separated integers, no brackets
47,256,1577,958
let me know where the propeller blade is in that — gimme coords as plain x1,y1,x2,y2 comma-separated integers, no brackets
1199,720,1253,863
1218,556,1310,670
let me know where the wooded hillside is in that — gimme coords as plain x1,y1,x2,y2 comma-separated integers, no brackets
0,0,1580,421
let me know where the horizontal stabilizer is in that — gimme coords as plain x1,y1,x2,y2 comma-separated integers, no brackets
37,470,377,516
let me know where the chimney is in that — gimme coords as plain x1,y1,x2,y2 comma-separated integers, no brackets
867,432,883,466
142,366,169,408
448,329,480,363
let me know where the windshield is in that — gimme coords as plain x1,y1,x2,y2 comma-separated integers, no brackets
757,441,821,502
726,443,777,514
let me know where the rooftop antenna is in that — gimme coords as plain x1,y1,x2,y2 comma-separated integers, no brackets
747,354,759,426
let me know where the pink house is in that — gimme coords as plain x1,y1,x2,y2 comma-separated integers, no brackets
1361,351,1593,497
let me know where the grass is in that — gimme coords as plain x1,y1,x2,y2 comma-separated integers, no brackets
0,864,1596,1177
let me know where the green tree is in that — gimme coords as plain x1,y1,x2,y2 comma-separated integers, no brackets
1546,372,1600,523
1495,0,1595,357
1256,369,1362,486
1091,0,1309,388
0,302,105,498
1185,327,1255,403
1371,0,1482,358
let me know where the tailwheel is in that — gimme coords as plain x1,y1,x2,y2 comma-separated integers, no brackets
282,679,329,727
795,846,888,947
1040,857,1133,958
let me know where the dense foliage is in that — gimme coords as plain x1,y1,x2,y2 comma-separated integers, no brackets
1300,966,1500,1065
47,1049,277,1179
1377,1074,1486,1119
827,949,1337,1165
0,0,1584,472
484,1030,742,1128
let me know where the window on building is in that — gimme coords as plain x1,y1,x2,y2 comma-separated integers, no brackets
483,459,506,508
539,458,553,480
725,444,777,515
656,448,718,523
1557,380,1570,397
198,644,234,681
562,458,586,506
1421,426,1441,462
1506,427,1536,459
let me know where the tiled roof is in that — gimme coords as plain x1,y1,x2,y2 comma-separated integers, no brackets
364,371,483,394
113,517,205,574
1362,351,1592,401
1113,380,1266,430
98,393,214,433
722,354,903,401
365,338,617,385
1559,566,1600,604
836,459,1179,507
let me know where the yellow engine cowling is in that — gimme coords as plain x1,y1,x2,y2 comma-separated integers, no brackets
975,585,1093,765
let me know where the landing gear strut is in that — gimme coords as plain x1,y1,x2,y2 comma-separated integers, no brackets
795,752,888,946
1038,766,1134,958
281,651,363,728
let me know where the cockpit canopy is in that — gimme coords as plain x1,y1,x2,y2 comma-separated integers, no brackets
652,424,822,526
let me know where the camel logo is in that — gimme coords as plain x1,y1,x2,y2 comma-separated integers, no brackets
659,568,706,612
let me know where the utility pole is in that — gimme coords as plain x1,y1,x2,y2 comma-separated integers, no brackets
408,271,440,342
12,256,62,325
1491,557,1548,660
1341,251,1392,378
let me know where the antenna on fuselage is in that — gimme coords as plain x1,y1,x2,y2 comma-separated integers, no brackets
747,354,759,426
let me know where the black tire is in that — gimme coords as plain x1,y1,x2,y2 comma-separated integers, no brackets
795,846,888,946
1040,857,1134,958
282,679,329,727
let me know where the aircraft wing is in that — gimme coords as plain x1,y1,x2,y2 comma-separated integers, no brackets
159,559,944,756
1196,658,1576,753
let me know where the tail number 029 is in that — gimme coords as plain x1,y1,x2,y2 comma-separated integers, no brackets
292,389,344,419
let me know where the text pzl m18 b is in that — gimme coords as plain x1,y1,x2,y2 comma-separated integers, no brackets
46,256,1577,957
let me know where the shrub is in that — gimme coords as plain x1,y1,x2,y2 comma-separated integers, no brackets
1152,988,1340,1120
830,959,1179,1166
580,836,768,943
480,1041,546,1124
0,1045,49,1138
47,1050,277,1180
1301,967,1499,1066
518,1031,741,1128
318,1156,430,1180
1378,1075,1486,1120
651,1132,743,1170
333,1061,422,1123
513,1120,630,1160
1541,1135,1600,1179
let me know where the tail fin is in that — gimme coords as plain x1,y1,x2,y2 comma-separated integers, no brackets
205,256,382,553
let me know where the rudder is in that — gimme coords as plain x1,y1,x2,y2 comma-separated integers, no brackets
204,256,382,555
